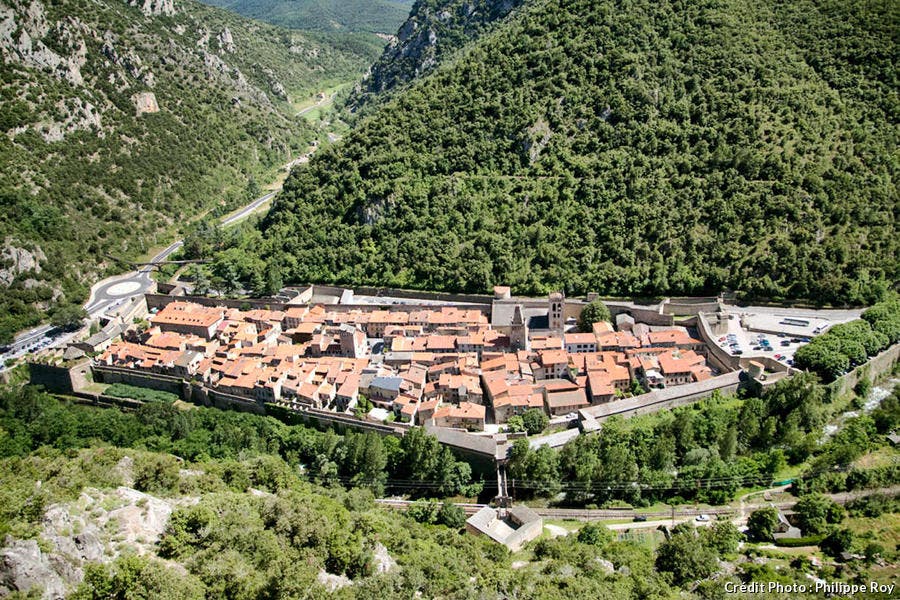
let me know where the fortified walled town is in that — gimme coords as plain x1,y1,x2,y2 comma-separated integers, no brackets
32,283,842,449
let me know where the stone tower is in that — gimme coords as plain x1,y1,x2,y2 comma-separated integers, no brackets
510,304,529,351
548,291,565,333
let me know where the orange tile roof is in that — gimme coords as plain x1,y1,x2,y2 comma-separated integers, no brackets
539,349,569,365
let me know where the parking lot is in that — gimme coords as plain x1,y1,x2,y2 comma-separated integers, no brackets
715,308,861,366
715,322,804,366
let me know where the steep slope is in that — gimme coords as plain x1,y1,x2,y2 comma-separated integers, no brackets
198,0,414,34
256,0,898,304
0,0,374,341
354,0,525,100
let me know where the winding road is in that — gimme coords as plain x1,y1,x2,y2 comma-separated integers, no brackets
0,190,280,371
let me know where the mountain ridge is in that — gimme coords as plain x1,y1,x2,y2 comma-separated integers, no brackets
0,0,378,341
250,0,897,305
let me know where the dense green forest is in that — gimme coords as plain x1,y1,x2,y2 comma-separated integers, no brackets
509,372,900,505
795,297,900,381
0,0,378,342
198,0,413,34
1,383,897,598
240,0,898,304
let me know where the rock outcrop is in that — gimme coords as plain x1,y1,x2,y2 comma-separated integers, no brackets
0,241,46,286
126,0,175,17
0,1,88,86
217,26,235,53
354,0,525,100
0,485,194,599
0,539,70,599
132,91,160,115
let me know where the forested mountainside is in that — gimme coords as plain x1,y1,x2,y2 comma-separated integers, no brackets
197,0,413,35
2,384,897,598
248,0,897,304
0,0,376,342
353,0,524,100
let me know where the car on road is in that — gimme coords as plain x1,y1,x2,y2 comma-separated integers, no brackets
633,515,647,522
695,515,710,522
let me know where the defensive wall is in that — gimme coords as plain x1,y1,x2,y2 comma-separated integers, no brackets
663,297,723,316
145,292,492,316
578,370,744,427
92,365,504,460
695,311,741,373
605,301,674,326
829,343,900,398
28,359,92,395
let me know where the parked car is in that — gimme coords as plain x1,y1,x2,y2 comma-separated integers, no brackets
695,515,710,522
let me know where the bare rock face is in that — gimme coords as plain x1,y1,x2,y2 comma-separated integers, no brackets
522,117,552,165
39,97,103,142
317,570,352,592
126,0,175,17
0,1,88,86
132,91,159,115
0,539,70,599
0,240,46,286
356,0,525,99
217,27,235,53
371,543,397,574
0,485,195,598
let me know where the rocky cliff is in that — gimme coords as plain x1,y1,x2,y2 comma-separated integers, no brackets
0,0,376,342
353,0,524,102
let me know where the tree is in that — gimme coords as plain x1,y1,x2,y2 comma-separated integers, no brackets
72,555,205,600
576,523,613,547
655,525,718,586
436,500,466,529
407,499,439,524
578,300,611,332
50,304,87,331
793,494,844,535
820,528,853,558
521,408,549,435
747,506,780,542
505,415,525,433
133,453,180,495
701,521,742,555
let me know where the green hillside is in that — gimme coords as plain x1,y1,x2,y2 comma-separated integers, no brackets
2,385,897,598
0,0,377,341
248,0,897,305
198,0,414,34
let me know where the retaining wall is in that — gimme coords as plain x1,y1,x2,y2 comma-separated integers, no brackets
829,343,900,397
695,312,741,373
580,370,744,424
664,297,722,316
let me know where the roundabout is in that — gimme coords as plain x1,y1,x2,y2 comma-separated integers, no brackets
105,281,144,297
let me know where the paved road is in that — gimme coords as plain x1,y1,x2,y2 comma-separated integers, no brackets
221,192,275,227
296,93,334,117
0,191,280,371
